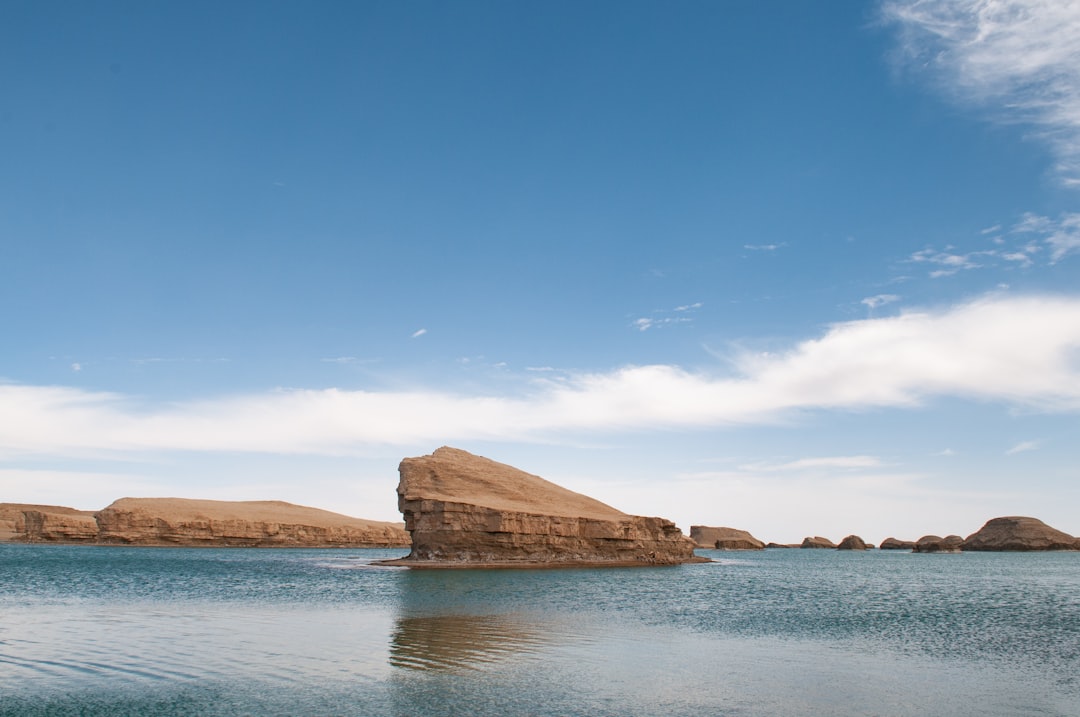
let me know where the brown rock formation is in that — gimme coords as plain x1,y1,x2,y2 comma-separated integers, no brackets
0,503,98,542
690,526,765,550
801,536,837,549
912,534,964,553
94,498,409,547
879,537,916,550
766,542,799,548
385,447,701,567
836,535,868,550
962,516,1077,551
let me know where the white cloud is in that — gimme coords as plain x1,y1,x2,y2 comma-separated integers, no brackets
3,294,1080,457
1005,440,1039,455
1013,212,1080,262
70,363,81,372
411,328,427,338
738,456,885,472
861,294,901,310
743,243,786,251
909,247,990,276
883,0,1080,184
632,302,701,331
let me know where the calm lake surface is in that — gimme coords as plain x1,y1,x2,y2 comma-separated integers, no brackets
1,544,1077,716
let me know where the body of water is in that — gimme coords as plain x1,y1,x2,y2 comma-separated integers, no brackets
1,544,1077,716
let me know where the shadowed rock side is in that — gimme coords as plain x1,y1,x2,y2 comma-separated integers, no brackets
1,499,409,547
690,526,764,550
962,516,1078,551
384,447,701,567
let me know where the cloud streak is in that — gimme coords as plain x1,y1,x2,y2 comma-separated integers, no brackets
4,294,1080,457
883,0,1080,184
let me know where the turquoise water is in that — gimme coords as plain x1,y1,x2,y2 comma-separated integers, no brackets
1,545,1077,716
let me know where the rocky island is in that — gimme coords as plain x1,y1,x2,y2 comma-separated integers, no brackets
1,498,409,548
380,447,702,567
690,525,764,550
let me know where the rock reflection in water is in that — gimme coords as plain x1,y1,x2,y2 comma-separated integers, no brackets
389,613,551,671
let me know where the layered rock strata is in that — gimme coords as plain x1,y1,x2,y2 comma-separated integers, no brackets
801,536,837,549
95,498,409,547
0,504,98,542
962,516,1077,551
879,537,916,550
690,526,765,550
1,499,408,547
385,447,701,567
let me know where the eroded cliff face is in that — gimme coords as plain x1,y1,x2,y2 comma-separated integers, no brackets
391,447,699,566
1,499,409,547
95,498,410,547
0,504,98,542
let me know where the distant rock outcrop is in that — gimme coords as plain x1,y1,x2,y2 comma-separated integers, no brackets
912,534,964,553
95,498,409,547
0,503,98,542
836,535,868,551
879,537,916,550
384,447,701,567
690,526,765,550
962,516,1077,551
801,536,837,549
1,499,408,547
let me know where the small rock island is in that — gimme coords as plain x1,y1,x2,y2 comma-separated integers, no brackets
379,447,701,567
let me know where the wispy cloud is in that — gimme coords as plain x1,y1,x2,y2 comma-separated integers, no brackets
4,294,1080,457
1005,440,1039,455
1012,212,1080,262
908,246,993,277
743,243,786,252
883,0,1080,185
633,302,703,331
411,328,428,339
861,294,901,310
70,363,82,372
739,456,885,472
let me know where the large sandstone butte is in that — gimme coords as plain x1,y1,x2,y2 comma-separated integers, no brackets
962,516,1078,551
690,525,764,550
384,447,700,567
2,499,409,547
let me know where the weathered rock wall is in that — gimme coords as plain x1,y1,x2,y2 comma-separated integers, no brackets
393,447,699,566
20,510,100,542
404,499,693,564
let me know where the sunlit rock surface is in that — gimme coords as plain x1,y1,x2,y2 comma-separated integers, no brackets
384,447,701,567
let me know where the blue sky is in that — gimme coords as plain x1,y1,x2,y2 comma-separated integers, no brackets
2,0,1079,543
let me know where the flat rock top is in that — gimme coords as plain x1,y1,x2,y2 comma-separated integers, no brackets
0,503,94,519
399,447,627,520
99,497,403,529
